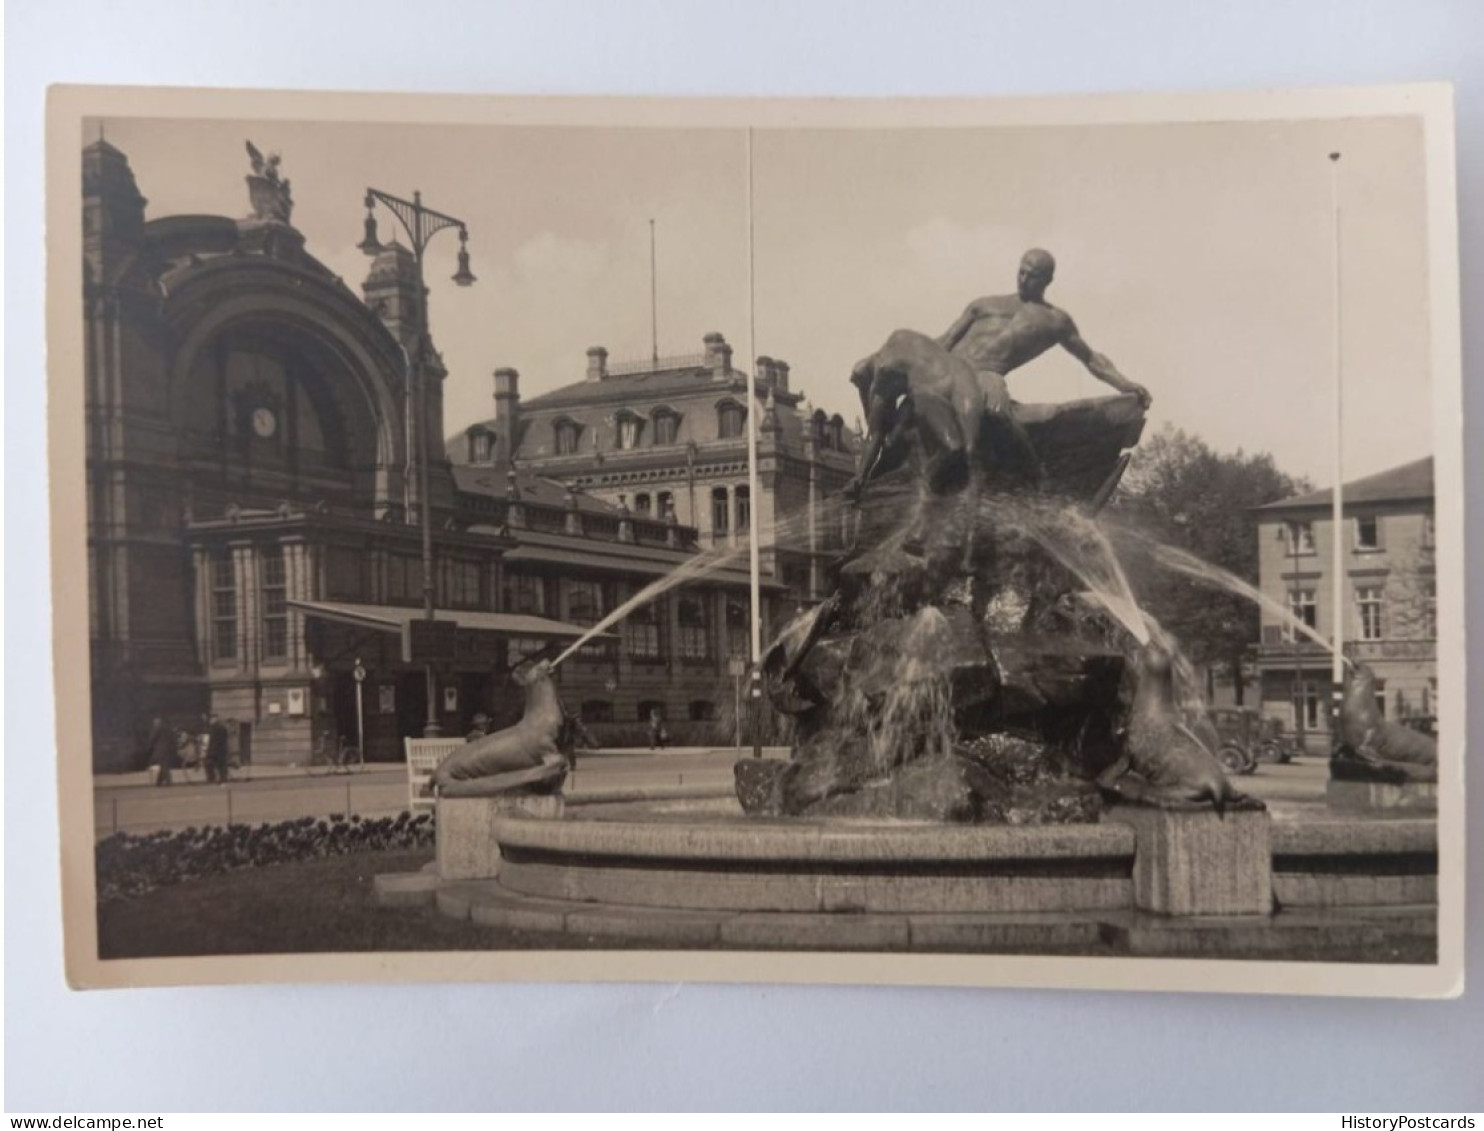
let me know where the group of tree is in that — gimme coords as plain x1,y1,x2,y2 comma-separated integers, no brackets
1108,423,1312,705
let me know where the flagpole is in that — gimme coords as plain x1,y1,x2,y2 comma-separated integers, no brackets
649,218,659,364
745,127,764,756
1329,151,1346,727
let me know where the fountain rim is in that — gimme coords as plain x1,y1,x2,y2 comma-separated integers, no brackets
489,805,1137,863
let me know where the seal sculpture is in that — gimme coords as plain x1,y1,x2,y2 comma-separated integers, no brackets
1333,663,1437,782
431,659,568,797
1096,643,1260,812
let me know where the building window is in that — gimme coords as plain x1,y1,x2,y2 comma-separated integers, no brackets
441,559,482,609
580,700,614,724
325,545,367,601
689,700,717,722
211,549,237,661
711,487,730,537
386,554,423,605
1295,681,1321,731
726,597,749,660
677,592,711,662
470,431,492,463
1356,585,1384,641
616,412,642,451
1288,521,1315,554
653,410,679,445
634,493,652,516
658,492,675,521
505,572,545,615
624,600,662,661
637,699,665,723
735,484,751,533
554,419,580,455
566,579,614,659
1356,515,1380,551
261,545,287,660
507,638,549,663
1286,589,1317,640
717,401,745,440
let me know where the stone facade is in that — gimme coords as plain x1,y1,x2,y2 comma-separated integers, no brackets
449,337,861,604
1251,458,1436,749
81,139,780,769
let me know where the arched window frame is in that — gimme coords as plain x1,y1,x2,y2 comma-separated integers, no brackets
651,405,681,445
553,416,582,456
716,398,746,441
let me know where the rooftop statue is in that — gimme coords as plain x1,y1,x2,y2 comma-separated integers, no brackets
245,140,294,224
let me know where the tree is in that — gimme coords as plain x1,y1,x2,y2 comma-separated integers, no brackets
1108,424,1312,704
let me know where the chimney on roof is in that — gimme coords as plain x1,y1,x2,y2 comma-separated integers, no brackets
773,359,790,395
492,367,520,466
586,346,608,382
703,332,732,378
756,355,776,389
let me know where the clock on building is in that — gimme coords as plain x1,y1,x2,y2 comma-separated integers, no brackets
251,405,278,439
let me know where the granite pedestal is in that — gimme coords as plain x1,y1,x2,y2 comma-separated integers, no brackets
1106,806,1272,916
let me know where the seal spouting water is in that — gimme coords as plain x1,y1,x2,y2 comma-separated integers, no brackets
432,659,566,796
1096,643,1261,812
1333,663,1437,781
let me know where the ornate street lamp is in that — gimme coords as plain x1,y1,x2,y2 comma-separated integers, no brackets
360,187,475,736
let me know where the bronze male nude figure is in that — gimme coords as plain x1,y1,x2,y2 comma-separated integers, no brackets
844,248,1152,502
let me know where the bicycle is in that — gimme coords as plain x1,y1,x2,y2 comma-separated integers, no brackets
309,735,365,775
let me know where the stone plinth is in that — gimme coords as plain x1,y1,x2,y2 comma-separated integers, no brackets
1326,779,1438,813
436,793,564,881
1106,806,1272,917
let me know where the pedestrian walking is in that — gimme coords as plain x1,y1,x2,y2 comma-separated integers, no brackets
648,707,669,751
206,714,231,784
145,716,176,786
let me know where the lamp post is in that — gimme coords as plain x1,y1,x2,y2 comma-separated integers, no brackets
359,188,476,736
352,657,367,764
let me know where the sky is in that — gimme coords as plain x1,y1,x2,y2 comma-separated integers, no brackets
93,111,1434,487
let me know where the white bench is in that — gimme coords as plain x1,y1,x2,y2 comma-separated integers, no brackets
404,737,464,813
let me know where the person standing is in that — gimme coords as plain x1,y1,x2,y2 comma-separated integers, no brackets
146,716,176,787
648,707,668,751
206,714,231,785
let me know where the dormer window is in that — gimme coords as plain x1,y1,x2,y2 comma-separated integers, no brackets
469,429,493,464
717,400,745,440
652,407,679,445
554,418,581,455
615,411,643,451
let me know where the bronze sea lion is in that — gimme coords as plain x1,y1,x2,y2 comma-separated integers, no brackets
432,659,566,796
1334,663,1437,781
1097,642,1260,813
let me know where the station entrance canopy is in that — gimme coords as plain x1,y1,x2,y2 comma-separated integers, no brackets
287,600,607,664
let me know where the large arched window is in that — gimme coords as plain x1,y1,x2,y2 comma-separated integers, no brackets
717,400,746,440
179,325,359,493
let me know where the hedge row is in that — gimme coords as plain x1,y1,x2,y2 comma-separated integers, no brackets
95,812,434,902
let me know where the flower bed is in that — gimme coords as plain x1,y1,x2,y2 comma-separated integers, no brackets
95,812,435,902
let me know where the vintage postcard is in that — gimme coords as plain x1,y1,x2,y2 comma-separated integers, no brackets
47,84,1463,996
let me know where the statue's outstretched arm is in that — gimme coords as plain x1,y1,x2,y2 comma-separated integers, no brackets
1062,323,1152,408
936,303,981,352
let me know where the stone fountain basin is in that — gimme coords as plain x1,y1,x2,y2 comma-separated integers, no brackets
375,791,1437,956
496,800,1136,915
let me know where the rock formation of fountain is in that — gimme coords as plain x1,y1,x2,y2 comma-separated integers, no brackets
737,392,1254,823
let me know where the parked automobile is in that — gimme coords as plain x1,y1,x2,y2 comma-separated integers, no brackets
1207,707,1261,776
1255,716,1299,764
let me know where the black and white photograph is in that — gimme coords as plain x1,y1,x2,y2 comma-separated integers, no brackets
48,85,1464,996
